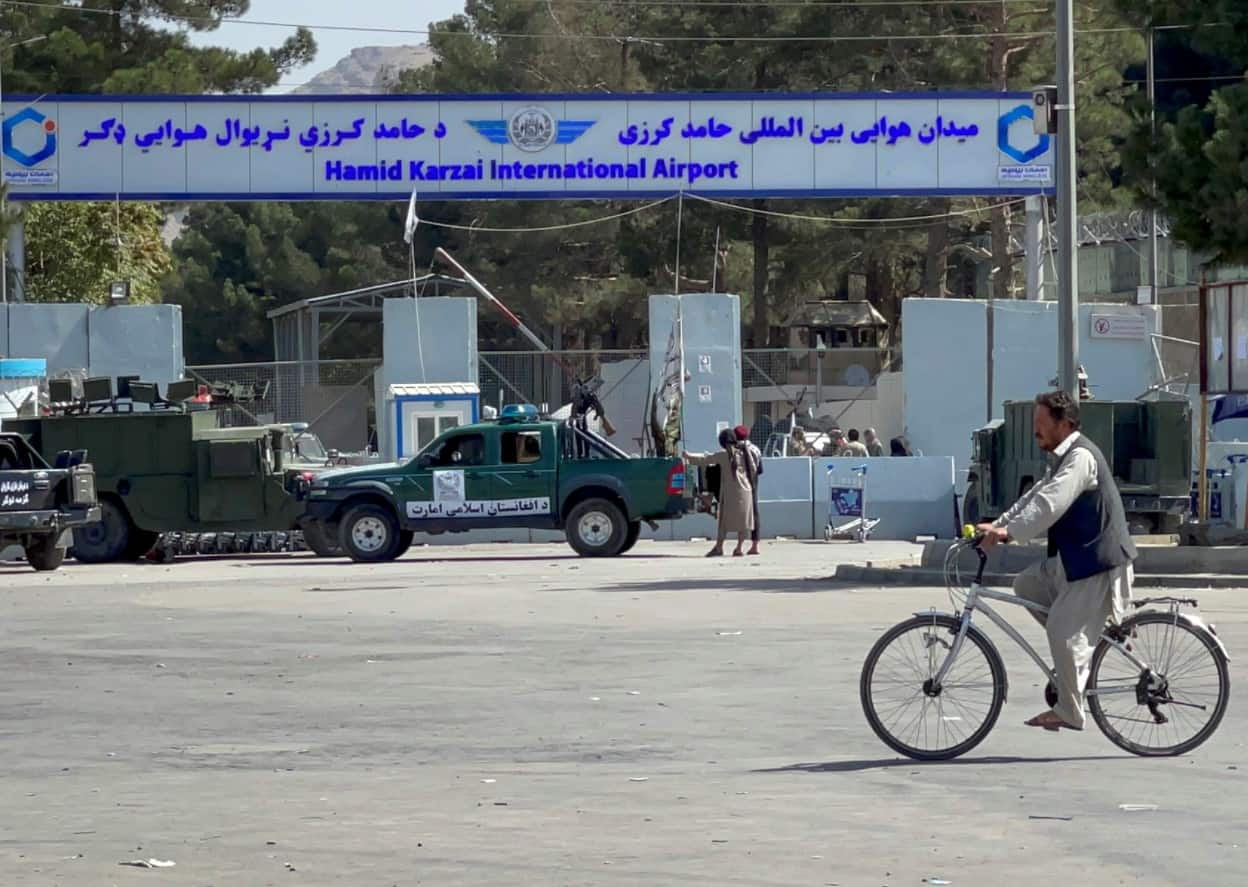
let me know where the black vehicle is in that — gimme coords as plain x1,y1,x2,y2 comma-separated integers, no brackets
0,432,100,571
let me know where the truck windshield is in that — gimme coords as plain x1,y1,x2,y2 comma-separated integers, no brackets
291,433,327,461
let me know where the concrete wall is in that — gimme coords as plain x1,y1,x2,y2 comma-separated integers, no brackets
381,297,478,390
85,305,184,385
1,303,184,386
6,304,90,371
649,293,742,454
599,357,650,455
379,297,478,460
814,456,957,541
903,298,1162,481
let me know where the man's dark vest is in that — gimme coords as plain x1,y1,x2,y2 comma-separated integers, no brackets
1047,436,1137,582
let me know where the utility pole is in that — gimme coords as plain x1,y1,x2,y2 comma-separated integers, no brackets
1,34,49,304
1146,27,1160,302
1055,0,1079,398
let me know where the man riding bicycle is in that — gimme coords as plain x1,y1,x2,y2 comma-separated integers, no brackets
977,389,1137,732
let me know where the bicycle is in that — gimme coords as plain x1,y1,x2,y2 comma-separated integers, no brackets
860,530,1231,760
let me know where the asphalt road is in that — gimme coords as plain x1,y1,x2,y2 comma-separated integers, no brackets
1,540,1244,887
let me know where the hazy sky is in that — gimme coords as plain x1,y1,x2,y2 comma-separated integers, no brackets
186,0,467,91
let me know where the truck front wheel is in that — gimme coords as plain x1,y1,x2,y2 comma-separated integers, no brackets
25,536,66,572
340,504,402,562
71,499,134,563
566,498,628,557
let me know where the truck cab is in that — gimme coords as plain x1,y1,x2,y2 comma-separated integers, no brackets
0,432,100,571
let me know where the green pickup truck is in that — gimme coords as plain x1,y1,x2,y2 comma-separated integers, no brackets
302,406,690,562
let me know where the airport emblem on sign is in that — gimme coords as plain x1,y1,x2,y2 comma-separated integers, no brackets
468,106,595,151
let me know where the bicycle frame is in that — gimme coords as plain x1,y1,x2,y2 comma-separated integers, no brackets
931,580,1153,699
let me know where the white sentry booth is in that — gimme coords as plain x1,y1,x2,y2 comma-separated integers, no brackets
386,382,481,461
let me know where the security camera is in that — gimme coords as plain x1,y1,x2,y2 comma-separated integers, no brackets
1032,86,1058,135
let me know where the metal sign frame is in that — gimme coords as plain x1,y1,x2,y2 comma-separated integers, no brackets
2,91,1057,202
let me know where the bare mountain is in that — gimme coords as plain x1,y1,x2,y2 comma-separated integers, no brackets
290,45,434,95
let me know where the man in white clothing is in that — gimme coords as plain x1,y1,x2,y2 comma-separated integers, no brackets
977,390,1136,732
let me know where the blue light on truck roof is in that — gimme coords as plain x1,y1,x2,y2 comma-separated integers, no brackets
500,404,540,423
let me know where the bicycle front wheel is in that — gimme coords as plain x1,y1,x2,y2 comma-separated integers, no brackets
860,613,1007,761
1088,611,1230,757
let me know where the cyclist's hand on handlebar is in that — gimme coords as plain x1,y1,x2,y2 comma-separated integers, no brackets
976,523,1008,549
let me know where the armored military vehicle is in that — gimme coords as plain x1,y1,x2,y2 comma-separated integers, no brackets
964,398,1191,534
6,401,314,562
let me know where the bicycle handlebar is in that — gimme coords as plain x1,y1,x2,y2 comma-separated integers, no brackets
955,525,990,585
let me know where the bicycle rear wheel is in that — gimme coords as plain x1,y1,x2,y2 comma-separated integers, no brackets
1088,612,1230,757
860,613,1007,761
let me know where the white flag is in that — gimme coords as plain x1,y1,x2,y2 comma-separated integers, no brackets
403,190,419,244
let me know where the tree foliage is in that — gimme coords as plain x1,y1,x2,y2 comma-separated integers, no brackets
168,201,413,362
1114,0,1248,263
2,1,315,307
2,1,314,95
23,202,172,304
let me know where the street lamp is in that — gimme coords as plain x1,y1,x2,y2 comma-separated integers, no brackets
2,33,49,305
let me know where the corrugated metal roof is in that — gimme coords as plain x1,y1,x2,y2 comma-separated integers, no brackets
389,383,480,397
786,300,889,328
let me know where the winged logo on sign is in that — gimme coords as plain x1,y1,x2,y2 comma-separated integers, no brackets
468,106,594,151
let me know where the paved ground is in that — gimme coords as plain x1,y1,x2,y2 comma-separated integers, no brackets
1,539,1244,887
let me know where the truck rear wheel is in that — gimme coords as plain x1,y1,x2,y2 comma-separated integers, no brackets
72,499,134,563
566,498,627,557
962,482,981,527
303,522,342,558
25,536,66,572
620,521,642,554
340,504,402,562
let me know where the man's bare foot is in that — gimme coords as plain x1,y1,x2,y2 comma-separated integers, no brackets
1025,711,1079,731
747,546,760,556
705,547,724,558
731,548,744,557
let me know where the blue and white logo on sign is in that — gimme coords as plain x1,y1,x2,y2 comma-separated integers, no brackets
3,106,57,167
469,106,594,152
997,104,1049,164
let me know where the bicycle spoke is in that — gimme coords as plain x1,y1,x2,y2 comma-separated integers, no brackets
865,619,1002,758
1089,615,1227,756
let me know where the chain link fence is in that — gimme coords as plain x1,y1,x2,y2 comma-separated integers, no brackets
741,347,901,394
188,347,897,449
477,350,649,412
185,359,381,430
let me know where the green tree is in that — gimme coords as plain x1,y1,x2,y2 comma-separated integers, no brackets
2,1,314,96
2,2,315,306
168,201,415,363
1113,0,1248,263
23,202,172,303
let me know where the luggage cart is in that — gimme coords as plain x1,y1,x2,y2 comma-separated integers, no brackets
823,464,881,542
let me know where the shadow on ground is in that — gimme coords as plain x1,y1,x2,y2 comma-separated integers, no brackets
599,577,838,594
754,754,1127,773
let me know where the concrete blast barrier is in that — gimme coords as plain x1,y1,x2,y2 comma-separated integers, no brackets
378,296,479,461
1,303,185,387
649,293,742,455
813,456,958,541
902,298,1163,483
